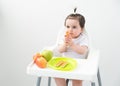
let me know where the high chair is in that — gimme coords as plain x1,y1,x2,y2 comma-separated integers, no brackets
26,27,102,86
27,47,102,86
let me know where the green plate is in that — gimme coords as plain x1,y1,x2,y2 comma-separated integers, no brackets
48,57,77,71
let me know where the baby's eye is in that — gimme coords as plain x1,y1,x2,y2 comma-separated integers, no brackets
66,26,70,28
72,26,76,29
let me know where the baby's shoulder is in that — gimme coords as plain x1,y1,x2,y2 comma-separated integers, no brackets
79,33,88,39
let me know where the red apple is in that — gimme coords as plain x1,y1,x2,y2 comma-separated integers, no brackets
35,57,47,68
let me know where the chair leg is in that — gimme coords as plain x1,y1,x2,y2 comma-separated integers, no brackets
48,77,51,86
66,79,69,86
36,77,41,86
91,82,95,86
97,69,102,86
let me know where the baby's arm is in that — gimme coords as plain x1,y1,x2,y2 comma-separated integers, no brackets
70,44,88,54
58,43,67,53
58,31,69,53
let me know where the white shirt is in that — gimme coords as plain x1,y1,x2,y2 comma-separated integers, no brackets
57,32,89,59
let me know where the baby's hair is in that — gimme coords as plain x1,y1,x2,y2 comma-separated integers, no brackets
64,8,85,29
74,7,77,14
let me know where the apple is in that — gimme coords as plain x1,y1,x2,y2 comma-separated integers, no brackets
41,50,53,62
33,52,41,62
35,57,47,68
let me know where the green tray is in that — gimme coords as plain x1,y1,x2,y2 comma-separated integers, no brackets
48,57,77,71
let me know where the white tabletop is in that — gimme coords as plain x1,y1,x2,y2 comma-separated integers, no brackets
27,49,99,82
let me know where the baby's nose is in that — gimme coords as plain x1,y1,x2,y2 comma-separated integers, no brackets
69,29,73,32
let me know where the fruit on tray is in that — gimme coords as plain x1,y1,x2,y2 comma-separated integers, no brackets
55,60,68,68
35,57,47,68
32,49,53,68
33,53,47,68
41,50,53,62
33,53,41,62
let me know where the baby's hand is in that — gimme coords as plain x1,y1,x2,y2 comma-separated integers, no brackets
64,31,73,46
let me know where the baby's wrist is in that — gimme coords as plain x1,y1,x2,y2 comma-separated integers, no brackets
63,43,68,49
69,42,74,47
66,43,74,49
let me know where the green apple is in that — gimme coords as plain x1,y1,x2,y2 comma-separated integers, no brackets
41,50,53,62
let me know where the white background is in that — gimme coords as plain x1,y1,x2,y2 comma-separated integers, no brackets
0,0,120,86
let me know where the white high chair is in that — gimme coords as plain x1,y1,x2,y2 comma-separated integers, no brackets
26,27,102,86
27,47,101,86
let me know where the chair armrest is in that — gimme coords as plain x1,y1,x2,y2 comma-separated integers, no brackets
86,48,100,75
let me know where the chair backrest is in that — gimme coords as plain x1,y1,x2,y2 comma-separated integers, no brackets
87,48,100,60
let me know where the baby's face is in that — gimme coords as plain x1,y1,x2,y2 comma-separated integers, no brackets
65,19,83,38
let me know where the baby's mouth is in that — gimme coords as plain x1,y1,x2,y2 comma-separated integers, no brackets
70,33,73,36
